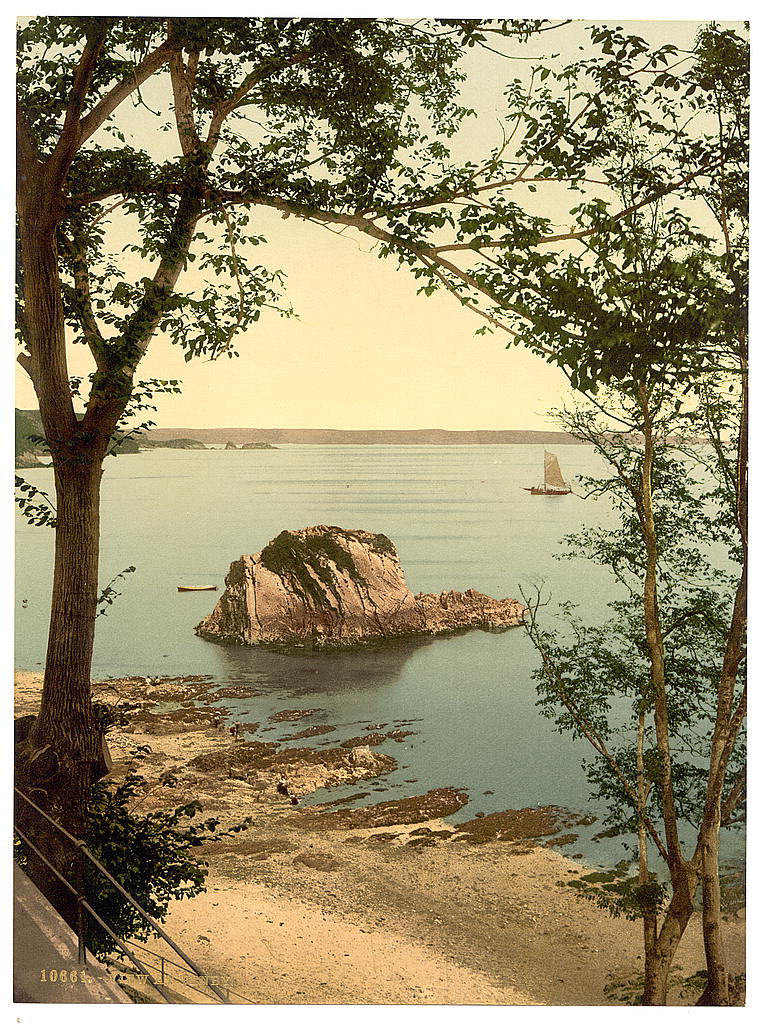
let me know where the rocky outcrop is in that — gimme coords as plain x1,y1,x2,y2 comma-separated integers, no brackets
141,436,207,449
15,450,42,469
290,787,470,830
224,442,239,450
241,441,277,450
188,739,396,797
196,525,525,649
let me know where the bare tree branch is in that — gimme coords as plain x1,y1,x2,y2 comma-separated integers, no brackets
16,351,37,385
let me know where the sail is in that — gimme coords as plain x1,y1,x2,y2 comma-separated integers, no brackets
544,451,568,489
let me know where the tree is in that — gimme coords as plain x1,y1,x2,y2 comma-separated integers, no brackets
506,27,747,1003
15,13,559,900
525,375,745,1005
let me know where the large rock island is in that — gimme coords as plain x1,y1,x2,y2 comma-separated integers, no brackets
196,525,525,649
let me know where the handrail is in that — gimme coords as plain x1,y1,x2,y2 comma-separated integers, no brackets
120,940,256,1004
14,786,230,1004
14,823,171,1003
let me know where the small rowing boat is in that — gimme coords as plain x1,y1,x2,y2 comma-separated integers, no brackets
177,584,218,592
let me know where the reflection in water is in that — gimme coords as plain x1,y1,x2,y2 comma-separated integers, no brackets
204,635,432,697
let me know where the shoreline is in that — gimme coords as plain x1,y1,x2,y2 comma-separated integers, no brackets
14,670,746,1005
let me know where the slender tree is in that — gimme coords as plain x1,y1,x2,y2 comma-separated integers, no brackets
526,371,745,1004
507,29,747,994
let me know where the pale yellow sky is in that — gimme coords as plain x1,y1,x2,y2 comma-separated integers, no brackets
14,16,735,431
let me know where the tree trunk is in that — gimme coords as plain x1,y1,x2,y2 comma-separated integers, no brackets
642,865,698,1005
15,450,108,922
15,175,110,922
35,453,104,777
696,813,730,1004
636,711,658,995
696,363,747,1006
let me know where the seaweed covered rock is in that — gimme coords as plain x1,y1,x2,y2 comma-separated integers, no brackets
196,525,525,648
188,739,396,797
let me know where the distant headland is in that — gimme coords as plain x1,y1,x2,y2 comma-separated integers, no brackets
146,427,584,446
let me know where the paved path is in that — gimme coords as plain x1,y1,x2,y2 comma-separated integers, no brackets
13,865,133,1004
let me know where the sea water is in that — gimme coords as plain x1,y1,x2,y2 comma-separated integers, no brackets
14,445,744,871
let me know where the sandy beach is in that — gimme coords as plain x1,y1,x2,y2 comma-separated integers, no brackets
14,671,746,1006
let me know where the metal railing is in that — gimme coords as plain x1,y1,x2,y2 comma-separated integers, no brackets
14,786,248,1005
108,940,255,1004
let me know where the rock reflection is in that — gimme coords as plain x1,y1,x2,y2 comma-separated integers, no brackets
205,636,432,697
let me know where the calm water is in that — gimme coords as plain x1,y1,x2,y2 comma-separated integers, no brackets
15,445,743,869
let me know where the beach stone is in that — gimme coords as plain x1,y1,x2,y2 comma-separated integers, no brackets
188,740,396,798
201,836,294,859
196,525,526,648
292,852,344,872
211,685,257,700
283,724,335,740
544,833,579,848
346,746,381,769
341,729,416,748
269,708,324,723
124,707,225,735
341,733,389,748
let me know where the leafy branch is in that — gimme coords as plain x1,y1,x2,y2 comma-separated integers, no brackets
96,565,136,616
15,475,57,528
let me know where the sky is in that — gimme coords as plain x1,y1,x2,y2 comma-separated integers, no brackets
12,14,742,432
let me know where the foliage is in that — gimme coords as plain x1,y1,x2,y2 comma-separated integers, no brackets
261,528,365,609
96,566,137,617
91,700,137,733
17,19,747,401
528,384,745,832
83,767,251,957
357,23,748,389
563,861,667,920
17,16,496,383
15,475,57,528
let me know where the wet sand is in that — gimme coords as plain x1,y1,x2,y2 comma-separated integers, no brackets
14,671,746,1006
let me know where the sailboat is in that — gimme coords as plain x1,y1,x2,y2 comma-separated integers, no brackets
524,450,572,495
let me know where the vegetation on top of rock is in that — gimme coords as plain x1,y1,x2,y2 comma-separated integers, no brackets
197,525,525,648
140,437,208,449
260,529,367,611
293,787,470,830
367,532,397,557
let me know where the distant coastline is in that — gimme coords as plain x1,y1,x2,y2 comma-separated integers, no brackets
146,427,585,446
